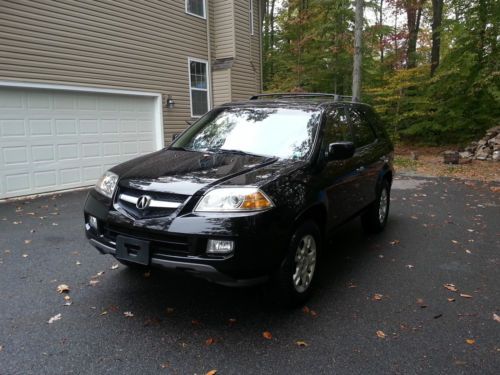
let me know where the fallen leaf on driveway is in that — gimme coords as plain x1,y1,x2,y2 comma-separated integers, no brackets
490,186,500,193
389,240,400,246
0,345,3,352
443,283,458,292
447,298,456,302
89,279,99,286
205,337,216,346
24,240,31,244
56,284,70,294
406,264,414,269
466,339,475,345
111,264,119,270
143,271,151,278
228,318,237,326
302,306,310,314
160,362,170,369
64,295,71,301
206,370,217,375
123,311,134,318
493,313,500,323
372,294,383,301
465,249,472,254
376,330,386,339
76,261,81,265
296,340,309,347
48,313,62,324
451,240,459,244
22,254,28,258
191,319,201,326
262,331,273,340
460,293,473,298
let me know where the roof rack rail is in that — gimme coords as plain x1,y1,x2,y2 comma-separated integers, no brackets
249,93,355,102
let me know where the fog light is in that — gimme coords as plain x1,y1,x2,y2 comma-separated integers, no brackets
207,239,234,254
88,216,98,230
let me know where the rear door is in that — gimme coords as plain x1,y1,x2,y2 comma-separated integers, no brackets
346,105,382,207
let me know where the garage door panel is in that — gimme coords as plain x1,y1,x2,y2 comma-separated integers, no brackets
0,87,159,199
1,119,26,137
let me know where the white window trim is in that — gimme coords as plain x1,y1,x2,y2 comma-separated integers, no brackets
0,80,164,150
249,0,254,35
185,0,206,20
188,57,211,118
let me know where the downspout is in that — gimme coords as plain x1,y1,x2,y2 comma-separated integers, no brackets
259,0,263,93
206,0,213,108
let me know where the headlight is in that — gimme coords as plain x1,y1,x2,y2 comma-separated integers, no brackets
195,187,274,212
95,171,118,198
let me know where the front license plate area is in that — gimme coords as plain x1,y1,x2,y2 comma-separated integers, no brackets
116,235,150,265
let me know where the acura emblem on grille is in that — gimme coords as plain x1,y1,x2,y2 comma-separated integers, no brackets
136,195,152,210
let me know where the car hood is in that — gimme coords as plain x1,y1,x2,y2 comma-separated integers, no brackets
112,149,299,195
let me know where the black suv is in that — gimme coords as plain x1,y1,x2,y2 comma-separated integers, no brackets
84,93,394,305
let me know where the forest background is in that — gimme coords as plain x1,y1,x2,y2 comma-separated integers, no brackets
261,0,499,145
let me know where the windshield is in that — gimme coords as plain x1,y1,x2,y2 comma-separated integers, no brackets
172,107,321,160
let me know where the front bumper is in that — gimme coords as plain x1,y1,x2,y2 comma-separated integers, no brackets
84,191,290,286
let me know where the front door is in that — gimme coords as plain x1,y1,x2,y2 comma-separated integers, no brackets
317,106,364,228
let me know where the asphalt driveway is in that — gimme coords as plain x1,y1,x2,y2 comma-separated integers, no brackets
0,176,499,374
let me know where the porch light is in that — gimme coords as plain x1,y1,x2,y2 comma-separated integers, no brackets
166,95,175,109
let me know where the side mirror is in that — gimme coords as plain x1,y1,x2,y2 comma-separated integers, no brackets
328,142,355,161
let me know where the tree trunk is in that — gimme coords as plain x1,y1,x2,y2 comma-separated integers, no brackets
406,0,425,69
352,0,363,101
379,0,384,63
430,0,443,76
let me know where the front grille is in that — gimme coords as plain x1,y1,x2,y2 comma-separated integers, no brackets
102,224,193,257
115,187,189,219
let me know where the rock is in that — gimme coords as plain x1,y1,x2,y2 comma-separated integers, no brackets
459,151,473,159
493,151,500,162
443,151,459,164
488,135,500,146
475,146,491,160
478,139,487,146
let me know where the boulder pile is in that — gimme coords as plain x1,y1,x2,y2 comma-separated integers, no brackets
461,126,500,162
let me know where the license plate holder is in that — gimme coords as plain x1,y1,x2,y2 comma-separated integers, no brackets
116,235,150,266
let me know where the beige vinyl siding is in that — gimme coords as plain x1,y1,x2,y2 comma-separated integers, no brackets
231,0,261,101
212,69,232,106
0,0,210,144
212,0,235,59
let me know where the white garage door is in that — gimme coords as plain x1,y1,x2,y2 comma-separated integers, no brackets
0,86,162,199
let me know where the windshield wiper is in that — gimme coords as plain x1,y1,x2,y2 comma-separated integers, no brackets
169,146,193,152
212,148,271,158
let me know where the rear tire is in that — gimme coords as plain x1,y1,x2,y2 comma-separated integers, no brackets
269,221,322,307
361,179,390,234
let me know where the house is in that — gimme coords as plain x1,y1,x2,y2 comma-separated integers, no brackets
0,0,262,199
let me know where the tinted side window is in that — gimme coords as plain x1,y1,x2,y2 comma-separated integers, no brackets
348,107,377,147
323,107,352,144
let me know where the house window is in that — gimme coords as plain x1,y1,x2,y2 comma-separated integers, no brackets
189,58,209,117
186,0,206,19
249,0,254,35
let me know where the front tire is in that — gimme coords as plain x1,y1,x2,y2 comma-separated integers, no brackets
361,179,390,234
269,221,322,307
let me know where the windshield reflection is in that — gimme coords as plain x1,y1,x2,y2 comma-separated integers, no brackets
173,107,321,160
